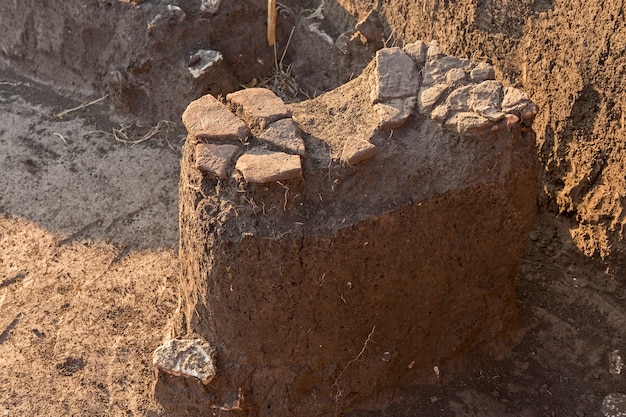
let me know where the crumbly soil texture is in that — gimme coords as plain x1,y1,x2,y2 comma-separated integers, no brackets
1,1,625,417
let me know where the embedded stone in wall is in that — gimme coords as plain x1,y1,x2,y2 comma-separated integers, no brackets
257,119,306,156
195,143,241,179
422,55,469,87
182,94,250,141
235,149,302,183
341,137,378,165
470,62,496,82
403,40,427,68
153,339,216,385
188,49,223,79
227,88,291,129
370,47,419,103
373,97,416,129
418,83,449,114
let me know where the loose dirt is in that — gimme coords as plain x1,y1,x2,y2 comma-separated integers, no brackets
1,0,626,416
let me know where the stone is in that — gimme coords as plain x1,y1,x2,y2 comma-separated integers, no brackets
431,103,450,123
182,94,250,141
446,85,473,113
153,339,216,385
422,55,470,87
355,10,384,46
195,143,241,179
227,88,291,129
200,0,222,14
235,148,302,183
469,80,503,111
474,105,507,122
257,119,306,156
374,97,416,129
307,22,335,45
403,40,428,68
445,111,493,136
470,62,496,82
188,49,223,79
602,393,626,417
149,5,186,27
501,87,533,114
370,47,419,104
418,83,449,114
426,40,442,60
446,67,468,85
341,138,378,165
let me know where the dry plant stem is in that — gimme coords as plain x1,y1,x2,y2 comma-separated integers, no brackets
267,0,276,46
53,132,69,146
51,94,109,119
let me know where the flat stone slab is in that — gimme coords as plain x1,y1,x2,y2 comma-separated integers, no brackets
257,119,306,156
195,143,241,179
403,40,427,68
182,94,250,141
153,339,216,385
235,148,302,183
418,83,449,114
370,47,419,103
227,88,290,129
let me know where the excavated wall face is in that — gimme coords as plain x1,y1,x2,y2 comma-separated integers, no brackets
335,0,626,271
160,44,538,416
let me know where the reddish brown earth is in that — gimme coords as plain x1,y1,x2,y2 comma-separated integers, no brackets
1,0,625,416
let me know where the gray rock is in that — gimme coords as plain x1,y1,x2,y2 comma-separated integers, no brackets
227,88,291,129
469,80,503,111
426,40,442,60
235,148,302,183
403,40,428,68
431,103,450,124
373,97,416,129
418,83,450,114
422,55,470,87
258,119,306,156
470,62,496,82
182,94,250,141
200,0,222,14
446,85,473,113
501,87,532,114
370,47,419,104
446,67,468,86
153,339,216,385
195,143,241,179
602,393,626,417
188,49,223,79
474,105,507,122
445,112,493,136
341,138,378,165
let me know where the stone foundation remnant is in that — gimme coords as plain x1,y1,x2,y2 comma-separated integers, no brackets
154,40,539,416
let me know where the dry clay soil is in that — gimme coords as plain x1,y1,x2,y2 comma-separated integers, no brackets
2,2,626,417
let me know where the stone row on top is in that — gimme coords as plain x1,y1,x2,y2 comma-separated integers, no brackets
182,88,304,183
370,40,538,136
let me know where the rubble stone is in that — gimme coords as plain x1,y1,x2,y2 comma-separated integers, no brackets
195,143,241,179
403,40,428,68
341,138,378,165
257,119,306,156
418,83,449,114
373,97,416,129
227,88,291,129
153,339,216,385
470,62,496,82
182,94,250,141
188,49,223,79
446,85,473,113
422,55,470,87
469,80,503,111
235,148,302,183
355,10,384,46
445,111,493,136
370,47,419,103
501,87,533,114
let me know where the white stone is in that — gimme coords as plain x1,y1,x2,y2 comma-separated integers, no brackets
188,50,223,79
153,339,216,384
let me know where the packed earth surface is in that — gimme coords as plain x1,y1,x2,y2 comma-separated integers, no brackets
0,0,625,416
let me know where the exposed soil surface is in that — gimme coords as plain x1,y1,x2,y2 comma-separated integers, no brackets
1,0,626,416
